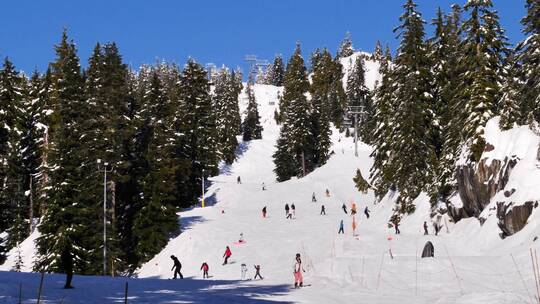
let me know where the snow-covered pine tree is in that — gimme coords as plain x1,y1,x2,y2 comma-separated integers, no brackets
267,55,285,86
132,70,178,265
242,74,263,141
371,40,383,62
386,0,437,212
35,30,98,277
458,0,509,161
346,55,374,143
353,169,370,193
500,0,540,129
428,5,464,202
309,49,333,166
273,43,312,181
328,56,347,128
178,59,219,204
370,46,396,198
337,32,354,58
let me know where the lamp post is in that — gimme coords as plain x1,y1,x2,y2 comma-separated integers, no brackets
97,159,113,276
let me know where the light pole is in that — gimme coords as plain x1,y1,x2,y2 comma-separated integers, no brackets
347,106,366,157
97,159,113,276
201,169,205,208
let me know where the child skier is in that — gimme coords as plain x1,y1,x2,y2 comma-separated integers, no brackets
170,255,183,279
262,182,266,190
291,203,296,216
262,206,267,218
364,206,370,218
423,221,429,235
254,265,263,280
293,253,305,288
325,189,330,197
239,233,245,243
320,205,326,215
351,203,357,215
200,262,209,278
338,220,344,234
223,246,232,265
312,192,317,202
342,203,348,214
285,204,290,217
237,176,241,184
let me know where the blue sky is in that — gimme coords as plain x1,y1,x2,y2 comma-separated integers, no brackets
0,0,526,75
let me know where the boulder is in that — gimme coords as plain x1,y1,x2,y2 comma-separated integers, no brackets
497,201,537,238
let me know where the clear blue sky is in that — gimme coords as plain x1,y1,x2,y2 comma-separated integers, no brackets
0,0,526,75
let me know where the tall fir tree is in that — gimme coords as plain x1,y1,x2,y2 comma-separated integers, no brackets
267,55,285,86
242,74,263,141
337,32,355,58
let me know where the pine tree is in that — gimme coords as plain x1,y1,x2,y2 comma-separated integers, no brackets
242,74,263,141
371,40,383,62
458,0,509,161
267,55,285,86
500,0,540,128
353,169,370,193
35,31,98,278
346,55,374,143
328,57,347,128
337,32,354,58
273,43,312,181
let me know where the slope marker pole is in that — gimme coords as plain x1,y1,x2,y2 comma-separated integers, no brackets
511,253,533,304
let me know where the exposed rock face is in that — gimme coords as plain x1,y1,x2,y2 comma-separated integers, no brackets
497,201,537,238
453,156,518,219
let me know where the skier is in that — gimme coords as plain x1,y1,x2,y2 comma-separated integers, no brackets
320,205,326,215
325,189,330,197
170,255,183,279
338,220,345,234
241,263,248,280
285,203,290,217
237,176,241,184
392,217,401,234
342,203,348,214
312,192,317,202
200,262,209,279
223,246,232,265
61,249,74,289
434,222,441,236
262,206,267,218
293,253,305,288
254,265,263,280
364,206,370,218
423,221,429,235
239,233,245,243
262,182,266,191
351,203,357,215
291,203,296,216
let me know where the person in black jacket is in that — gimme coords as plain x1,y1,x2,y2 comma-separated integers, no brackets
171,255,183,279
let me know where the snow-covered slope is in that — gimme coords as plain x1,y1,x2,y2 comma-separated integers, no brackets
1,53,539,304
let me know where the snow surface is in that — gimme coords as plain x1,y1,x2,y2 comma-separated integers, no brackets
1,53,540,303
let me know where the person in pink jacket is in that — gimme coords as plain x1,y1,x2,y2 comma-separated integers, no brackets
293,253,305,288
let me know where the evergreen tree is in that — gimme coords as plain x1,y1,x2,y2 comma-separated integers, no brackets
346,55,375,143
458,0,509,161
371,40,384,62
267,55,285,86
353,169,370,193
242,74,263,141
35,31,98,280
273,43,312,181
328,57,347,127
337,32,354,58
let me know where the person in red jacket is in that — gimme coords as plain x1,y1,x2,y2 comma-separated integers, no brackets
223,246,232,265
200,262,209,278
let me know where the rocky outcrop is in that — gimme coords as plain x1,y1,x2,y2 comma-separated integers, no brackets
453,156,518,220
497,201,537,238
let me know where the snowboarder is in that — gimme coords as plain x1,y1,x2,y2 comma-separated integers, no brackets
200,262,209,278
312,192,317,202
293,253,305,288
285,203,290,216
237,176,241,184
351,203,357,215
262,206,267,218
320,205,326,215
254,265,263,280
262,182,266,190
364,206,370,218
423,221,429,235
239,233,245,243
223,246,232,265
170,255,183,279
241,263,248,280
291,203,296,216
338,220,345,234
325,189,330,197
342,203,348,214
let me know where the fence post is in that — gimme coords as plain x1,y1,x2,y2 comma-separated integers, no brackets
18,283,22,304
36,272,45,304
124,281,129,304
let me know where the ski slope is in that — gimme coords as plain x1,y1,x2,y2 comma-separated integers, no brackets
1,54,540,303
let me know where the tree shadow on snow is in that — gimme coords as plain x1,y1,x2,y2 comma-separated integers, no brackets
218,140,251,176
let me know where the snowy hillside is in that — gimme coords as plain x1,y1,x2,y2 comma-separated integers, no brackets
1,53,539,304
